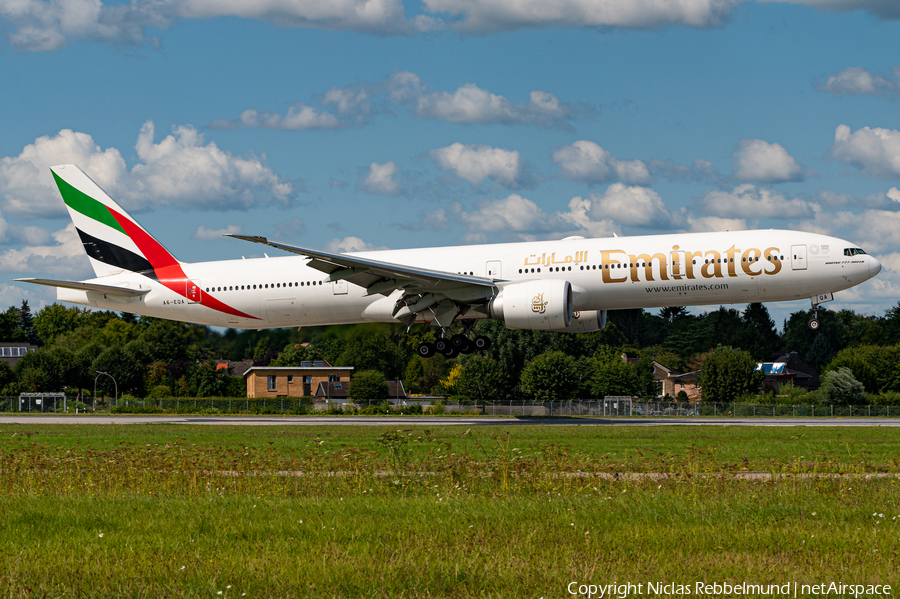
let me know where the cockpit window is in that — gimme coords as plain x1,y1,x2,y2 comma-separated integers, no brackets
843,248,867,256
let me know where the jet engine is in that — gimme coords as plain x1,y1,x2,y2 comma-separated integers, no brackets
489,280,573,330
552,309,607,333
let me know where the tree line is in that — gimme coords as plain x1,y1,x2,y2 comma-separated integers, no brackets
2,300,900,404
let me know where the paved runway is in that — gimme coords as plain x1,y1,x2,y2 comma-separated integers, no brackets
1,415,899,426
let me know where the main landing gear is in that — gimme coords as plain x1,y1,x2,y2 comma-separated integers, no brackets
416,334,491,359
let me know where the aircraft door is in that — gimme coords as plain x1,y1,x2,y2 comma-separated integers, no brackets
332,280,348,295
669,251,686,279
486,261,502,278
791,245,808,270
186,281,202,304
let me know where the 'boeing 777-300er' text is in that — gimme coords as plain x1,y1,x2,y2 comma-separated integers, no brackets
14,165,883,358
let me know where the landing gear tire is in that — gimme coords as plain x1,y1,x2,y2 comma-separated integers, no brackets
416,342,436,358
808,318,820,331
473,335,491,351
443,346,460,358
460,339,475,354
434,337,451,354
450,334,469,349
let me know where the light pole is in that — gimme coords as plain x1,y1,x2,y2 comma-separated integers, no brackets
94,371,117,411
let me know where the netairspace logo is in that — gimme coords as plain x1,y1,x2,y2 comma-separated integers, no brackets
566,581,893,598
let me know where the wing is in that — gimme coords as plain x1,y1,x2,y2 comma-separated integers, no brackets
14,278,151,297
227,235,499,325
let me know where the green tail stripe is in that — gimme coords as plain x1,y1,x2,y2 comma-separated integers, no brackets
52,171,126,236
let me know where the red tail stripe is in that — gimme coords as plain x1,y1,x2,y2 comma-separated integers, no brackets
106,208,260,320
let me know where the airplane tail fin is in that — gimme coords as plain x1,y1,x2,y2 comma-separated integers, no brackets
51,165,181,280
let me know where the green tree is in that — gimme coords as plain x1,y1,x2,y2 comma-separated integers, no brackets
0,306,24,341
734,302,780,360
349,370,389,400
17,300,38,345
14,347,76,391
818,367,866,405
337,336,406,379
805,334,834,373
271,343,320,366
824,345,900,393
34,304,88,345
699,346,764,402
590,355,641,398
0,362,15,394
191,362,228,397
91,345,147,396
519,351,579,401
403,356,425,394
457,355,506,401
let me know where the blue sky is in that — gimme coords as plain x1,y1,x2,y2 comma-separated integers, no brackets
1,0,899,329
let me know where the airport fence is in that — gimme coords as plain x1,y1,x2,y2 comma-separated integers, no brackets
1,395,899,417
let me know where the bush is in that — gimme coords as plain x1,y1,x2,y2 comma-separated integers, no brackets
350,370,389,401
818,367,866,405
872,390,900,406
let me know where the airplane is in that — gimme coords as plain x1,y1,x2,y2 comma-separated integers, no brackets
14,164,882,358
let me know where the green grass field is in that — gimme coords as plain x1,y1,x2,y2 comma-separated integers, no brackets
1,424,898,597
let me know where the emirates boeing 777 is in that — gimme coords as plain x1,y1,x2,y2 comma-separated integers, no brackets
14,165,882,358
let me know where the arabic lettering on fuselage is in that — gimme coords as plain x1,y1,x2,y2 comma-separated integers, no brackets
523,244,784,283
524,251,589,267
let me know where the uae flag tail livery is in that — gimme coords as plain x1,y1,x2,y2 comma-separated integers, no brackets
52,165,180,280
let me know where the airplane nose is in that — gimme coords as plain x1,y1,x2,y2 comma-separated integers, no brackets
870,256,882,278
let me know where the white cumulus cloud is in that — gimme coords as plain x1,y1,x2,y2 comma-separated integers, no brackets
450,194,573,242
192,225,243,240
552,140,651,185
429,143,524,188
686,216,750,232
0,0,411,51
209,105,343,131
696,184,813,219
0,223,92,277
733,139,806,183
421,0,738,32
0,122,295,219
210,72,590,132
359,161,402,195
325,236,387,253
830,124,900,179
816,66,900,98
584,183,680,228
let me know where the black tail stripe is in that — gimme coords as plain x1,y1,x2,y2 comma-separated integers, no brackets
75,228,157,279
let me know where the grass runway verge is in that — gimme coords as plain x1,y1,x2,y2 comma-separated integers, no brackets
1,424,898,597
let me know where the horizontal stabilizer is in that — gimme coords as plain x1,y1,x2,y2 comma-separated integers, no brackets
13,278,151,297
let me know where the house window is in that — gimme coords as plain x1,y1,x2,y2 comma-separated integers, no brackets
267,376,276,391
287,375,293,383
679,382,685,390
329,374,339,382
303,375,312,384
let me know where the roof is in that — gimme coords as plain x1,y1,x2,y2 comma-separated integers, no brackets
245,366,353,372
244,365,354,379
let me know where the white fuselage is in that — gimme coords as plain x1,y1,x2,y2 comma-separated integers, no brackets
56,230,880,329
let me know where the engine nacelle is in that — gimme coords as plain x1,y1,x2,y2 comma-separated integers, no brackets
489,280,573,330
551,309,608,333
